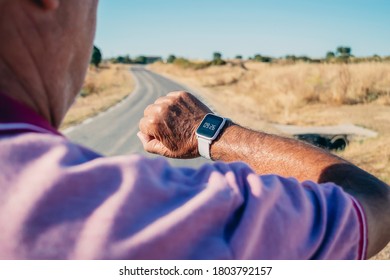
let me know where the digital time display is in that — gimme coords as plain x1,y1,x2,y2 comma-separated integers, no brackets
196,114,225,139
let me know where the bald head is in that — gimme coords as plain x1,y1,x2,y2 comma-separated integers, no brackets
0,0,99,127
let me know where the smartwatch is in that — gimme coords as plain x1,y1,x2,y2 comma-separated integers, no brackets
196,113,227,159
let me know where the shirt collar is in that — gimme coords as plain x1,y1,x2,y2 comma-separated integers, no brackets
0,91,63,136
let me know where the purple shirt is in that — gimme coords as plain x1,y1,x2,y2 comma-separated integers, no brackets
0,92,367,259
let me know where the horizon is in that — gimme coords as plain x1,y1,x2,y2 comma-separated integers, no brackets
95,0,390,60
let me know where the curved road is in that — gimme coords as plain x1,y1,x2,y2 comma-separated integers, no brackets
65,66,210,168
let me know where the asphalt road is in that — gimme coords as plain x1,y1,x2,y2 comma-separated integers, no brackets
65,66,210,168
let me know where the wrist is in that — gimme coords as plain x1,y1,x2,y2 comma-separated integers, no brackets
209,119,237,161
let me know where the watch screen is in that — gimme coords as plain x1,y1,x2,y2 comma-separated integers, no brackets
196,114,224,139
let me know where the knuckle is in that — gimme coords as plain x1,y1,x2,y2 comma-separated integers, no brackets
155,104,164,114
139,118,148,130
177,91,189,98
168,91,187,97
148,118,155,124
139,117,157,131
155,96,166,104
152,104,167,116
144,104,154,115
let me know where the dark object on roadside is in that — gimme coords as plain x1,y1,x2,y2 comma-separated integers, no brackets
294,134,349,151
91,45,102,68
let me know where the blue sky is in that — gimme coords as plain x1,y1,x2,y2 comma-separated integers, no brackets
95,0,390,60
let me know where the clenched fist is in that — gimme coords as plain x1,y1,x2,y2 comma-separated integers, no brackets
138,91,213,158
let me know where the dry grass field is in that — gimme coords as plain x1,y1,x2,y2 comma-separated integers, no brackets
61,63,134,129
150,61,390,259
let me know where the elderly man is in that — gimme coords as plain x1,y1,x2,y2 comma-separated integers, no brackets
0,0,389,260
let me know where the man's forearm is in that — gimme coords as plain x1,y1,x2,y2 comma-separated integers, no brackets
211,121,389,200
211,122,346,182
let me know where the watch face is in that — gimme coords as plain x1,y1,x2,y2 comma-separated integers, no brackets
196,114,225,139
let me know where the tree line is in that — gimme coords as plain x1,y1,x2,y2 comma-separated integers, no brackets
164,46,390,66
90,45,162,68
90,45,390,68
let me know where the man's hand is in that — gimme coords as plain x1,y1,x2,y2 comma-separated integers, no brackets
138,91,212,158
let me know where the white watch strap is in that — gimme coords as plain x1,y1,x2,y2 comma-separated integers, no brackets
198,137,211,159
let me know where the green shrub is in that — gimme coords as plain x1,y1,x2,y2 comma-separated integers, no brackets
173,58,211,70
167,55,176,64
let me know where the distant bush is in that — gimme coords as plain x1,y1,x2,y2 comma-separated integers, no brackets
211,58,227,66
337,46,352,58
173,58,211,70
112,55,132,64
213,52,222,61
326,52,336,61
80,80,100,98
284,55,312,63
133,56,147,64
123,55,132,64
172,58,191,68
323,46,353,63
211,52,227,66
111,56,124,64
167,55,176,64
253,54,273,63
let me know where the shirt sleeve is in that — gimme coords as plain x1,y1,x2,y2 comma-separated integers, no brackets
225,170,368,259
0,133,367,260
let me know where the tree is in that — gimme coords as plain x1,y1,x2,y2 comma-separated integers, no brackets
326,51,335,60
336,46,352,58
298,56,311,62
235,55,243,60
113,56,125,64
167,55,176,64
112,55,132,64
254,54,273,63
254,54,263,61
372,54,382,62
213,52,222,60
335,46,352,63
123,55,132,64
261,56,273,63
285,55,297,62
133,56,147,64
91,45,102,68
211,52,226,66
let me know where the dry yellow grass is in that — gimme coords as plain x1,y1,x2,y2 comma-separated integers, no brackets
151,61,390,122
151,61,390,259
61,63,134,129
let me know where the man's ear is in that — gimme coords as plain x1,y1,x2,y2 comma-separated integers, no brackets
33,0,59,11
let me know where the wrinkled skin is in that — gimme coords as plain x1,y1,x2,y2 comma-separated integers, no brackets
138,91,212,158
